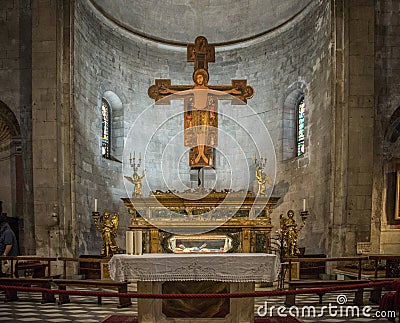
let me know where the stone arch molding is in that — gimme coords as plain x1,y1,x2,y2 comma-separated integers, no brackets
382,106,400,163
101,90,123,161
0,100,21,152
385,106,400,144
282,82,307,160
103,90,123,111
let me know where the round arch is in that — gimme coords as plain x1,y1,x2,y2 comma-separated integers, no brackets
0,100,22,245
282,82,307,160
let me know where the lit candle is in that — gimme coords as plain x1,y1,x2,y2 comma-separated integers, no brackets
94,199,98,212
303,198,306,211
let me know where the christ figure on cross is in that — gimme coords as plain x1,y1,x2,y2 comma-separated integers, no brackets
160,68,241,168
148,36,254,170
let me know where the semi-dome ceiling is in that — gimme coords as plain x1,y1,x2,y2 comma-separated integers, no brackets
90,0,313,46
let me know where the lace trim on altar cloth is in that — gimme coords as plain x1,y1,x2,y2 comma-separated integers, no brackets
109,253,280,282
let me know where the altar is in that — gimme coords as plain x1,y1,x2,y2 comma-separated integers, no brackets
109,253,279,323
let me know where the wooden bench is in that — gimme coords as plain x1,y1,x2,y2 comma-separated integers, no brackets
285,279,369,306
53,279,132,308
58,257,110,280
0,277,55,303
1,256,57,278
368,277,399,304
369,255,400,279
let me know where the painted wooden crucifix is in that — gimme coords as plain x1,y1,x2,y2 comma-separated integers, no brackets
148,36,254,169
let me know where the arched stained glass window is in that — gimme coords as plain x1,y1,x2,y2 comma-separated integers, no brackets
101,99,110,158
297,97,305,156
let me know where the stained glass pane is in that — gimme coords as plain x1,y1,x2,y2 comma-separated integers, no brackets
297,97,305,156
102,99,110,158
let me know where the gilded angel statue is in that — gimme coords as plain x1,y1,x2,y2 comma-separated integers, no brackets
124,170,146,197
255,165,272,196
93,211,119,257
280,210,306,257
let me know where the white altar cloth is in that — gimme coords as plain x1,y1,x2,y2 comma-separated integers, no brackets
109,253,279,282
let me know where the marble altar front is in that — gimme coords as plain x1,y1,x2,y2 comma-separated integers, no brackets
109,253,280,323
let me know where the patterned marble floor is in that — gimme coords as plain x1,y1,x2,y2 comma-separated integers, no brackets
0,285,396,322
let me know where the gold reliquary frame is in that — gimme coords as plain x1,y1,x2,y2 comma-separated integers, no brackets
122,192,279,218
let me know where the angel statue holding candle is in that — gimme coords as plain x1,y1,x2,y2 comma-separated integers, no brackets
125,152,146,197
255,165,272,196
93,211,120,257
280,210,306,257
125,170,146,197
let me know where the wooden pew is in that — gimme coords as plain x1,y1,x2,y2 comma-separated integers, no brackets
285,256,369,281
58,257,109,279
367,255,400,304
53,279,132,308
368,278,398,304
1,256,57,278
369,255,400,279
0,277,55,303
285,279,369,306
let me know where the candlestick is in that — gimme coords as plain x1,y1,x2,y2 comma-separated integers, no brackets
94,199,98,212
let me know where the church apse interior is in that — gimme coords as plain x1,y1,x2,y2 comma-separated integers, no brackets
0,0,399,266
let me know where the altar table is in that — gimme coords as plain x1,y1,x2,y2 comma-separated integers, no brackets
109,253,279,323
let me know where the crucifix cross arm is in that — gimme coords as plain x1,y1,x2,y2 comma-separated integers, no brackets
209,80,254,104
148,78,254,105
148,79,192,104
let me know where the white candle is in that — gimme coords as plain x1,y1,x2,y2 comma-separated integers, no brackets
126,231,134,255
134,230,143,255
94,199,98,212
303,198,306,211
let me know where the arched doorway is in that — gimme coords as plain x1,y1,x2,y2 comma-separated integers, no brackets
0,101,22,245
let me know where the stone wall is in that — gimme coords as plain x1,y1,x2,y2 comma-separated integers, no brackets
0,0,35,254
74,0,331,255
3,0,392,258
373,0,400,253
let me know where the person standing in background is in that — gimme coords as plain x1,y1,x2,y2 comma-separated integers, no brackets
0,214,19,276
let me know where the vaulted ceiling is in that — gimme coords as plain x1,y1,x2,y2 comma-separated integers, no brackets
90,0,313,46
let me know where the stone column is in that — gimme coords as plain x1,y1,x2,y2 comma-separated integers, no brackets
31,0,74,257
329,0,374,256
